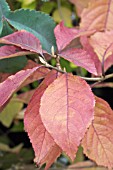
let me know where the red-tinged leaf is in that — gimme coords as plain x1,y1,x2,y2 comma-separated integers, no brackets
80,0,113,31
54,22,95,52
0,45,34,60
24,71,62,169
40,73,95,160
89,31,113,61
69,0,90,16
0,30,42,54
0,66,43,112
82,96,113,169
35,144,61,170
59,48,97,75
80,36,113,75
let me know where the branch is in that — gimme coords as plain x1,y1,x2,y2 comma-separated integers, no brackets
81,73,113,81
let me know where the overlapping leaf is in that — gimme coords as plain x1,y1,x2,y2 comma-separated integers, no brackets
81,36,113,75
0,45,33,60
40,73,95,160
24,71,61,169
54,22,95,52
59,48,97,75
0,31,42,55
0,65,45,112
0,1,10,34
82,96,113,169
89,31,113,61
6,9,56,52
80,0,113,31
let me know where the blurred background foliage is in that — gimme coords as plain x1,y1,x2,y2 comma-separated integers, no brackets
0,0,113,169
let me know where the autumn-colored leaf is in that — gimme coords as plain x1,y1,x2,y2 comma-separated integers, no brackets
0,45,33,60
80,0,113,31
24,70,61,169
80,36,113,75
82,96,113,169
89,31,113,61
59,48,97,75
0,30,42,54
54,22,95,52
0,65,43,112
69,0,90,16
40,73,95,160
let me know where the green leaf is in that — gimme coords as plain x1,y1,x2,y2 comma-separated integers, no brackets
0,56,27,73
0,97,23,127
0,20,13,38
7,9,56,52
0,0,11,34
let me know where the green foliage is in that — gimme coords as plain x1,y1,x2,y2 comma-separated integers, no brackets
6,9,56,52
0,56,27,73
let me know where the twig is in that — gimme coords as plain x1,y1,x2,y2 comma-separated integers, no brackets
81,73,113,81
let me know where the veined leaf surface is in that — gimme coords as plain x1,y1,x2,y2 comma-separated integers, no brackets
40,73,95,160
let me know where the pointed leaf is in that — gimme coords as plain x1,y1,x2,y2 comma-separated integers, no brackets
0,45,33,60
0,31,42,54
54,22,95,52
69,0,90,16
81,36,113,75
40,73,95,160
89,31,113,61
59,48,97,75
80,0,113,31
24,71,61,168
6,9,56,52
0,65,43,112
0,1,10,34
82,96,113,169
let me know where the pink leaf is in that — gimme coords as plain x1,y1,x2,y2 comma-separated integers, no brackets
59,48,97,75
24,70,62,169
82,96,113,169
40,73,95,160
89,31,113,61
0,45,33,60
54,22,95,52
80,0,113,31
0,30,42,55
0,65,43,112
81,36,113,75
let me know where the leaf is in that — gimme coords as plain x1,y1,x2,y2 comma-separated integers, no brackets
6,9,56,53
0,30,42,55
40,73,95,160
0,21,13,38
82,96,113,169
69,0,90,16
80,36,113,75
59,48,97,75
89,31,113,61
17,90,35,104
0,97,23,127
24,70,61,169
0,56,27,73
0,45,33,60
80,0,113,31
0,65,42,112
0,0,10,34
54,22,95,52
